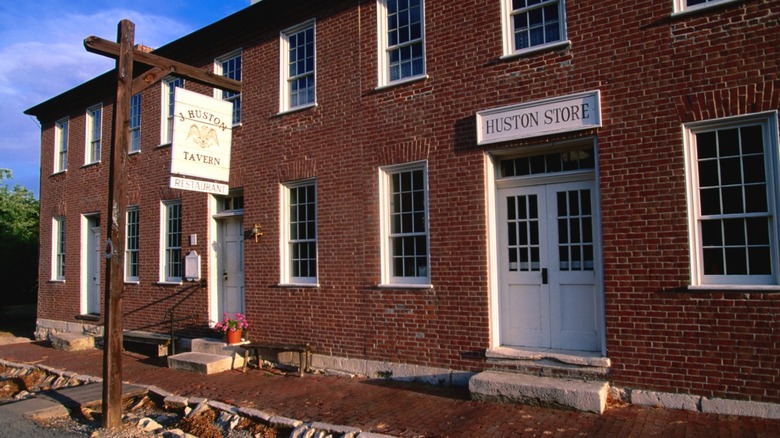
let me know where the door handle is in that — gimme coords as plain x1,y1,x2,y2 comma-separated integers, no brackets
541,268,548,285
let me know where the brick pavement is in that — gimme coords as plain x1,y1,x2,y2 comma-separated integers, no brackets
1,340,779,437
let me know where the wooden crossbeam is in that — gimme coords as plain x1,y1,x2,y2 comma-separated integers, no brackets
84,36,242,93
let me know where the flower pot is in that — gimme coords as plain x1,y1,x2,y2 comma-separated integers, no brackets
226,329,242,344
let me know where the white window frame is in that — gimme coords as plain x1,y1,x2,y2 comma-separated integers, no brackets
54,117,69,173
161,77,184,145
85,104,101,165
125,206,140,282
378,161,431,287
376,0,426,87
673,0,740,14
215,50,242,125
52,217,66,281
280,179,318,285
279,20,317,113
684,111,780,288
129,93,141,153
160,200,182,283
501,0,568,58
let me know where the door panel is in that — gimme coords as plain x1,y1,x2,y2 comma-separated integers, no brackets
87,224,101,314
219,217,245,316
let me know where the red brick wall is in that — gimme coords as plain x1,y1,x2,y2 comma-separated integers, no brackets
35,0,780,402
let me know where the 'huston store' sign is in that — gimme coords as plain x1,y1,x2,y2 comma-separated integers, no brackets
170,88,233,195
477,91,601,145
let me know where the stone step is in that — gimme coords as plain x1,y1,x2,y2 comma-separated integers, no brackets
167,352,243,375
190,337,248,357
469,370,609,414
49,332,95,351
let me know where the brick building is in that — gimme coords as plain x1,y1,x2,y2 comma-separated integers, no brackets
26,0,780,415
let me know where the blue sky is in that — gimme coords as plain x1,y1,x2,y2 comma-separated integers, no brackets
0,0,250,197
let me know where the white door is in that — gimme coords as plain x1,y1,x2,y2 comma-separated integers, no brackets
87,225,101,314
218,217,245,316
498,180,600,351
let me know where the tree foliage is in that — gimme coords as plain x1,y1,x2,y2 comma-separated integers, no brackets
0,169,39,305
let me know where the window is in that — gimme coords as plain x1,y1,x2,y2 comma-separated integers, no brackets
377,0,425,86
129,93,141,152
216,51,241,125
54,118,68,172
379,162,430,285
280,21,316,112
126,206,140,282
85,105,101,164
684,112,780,286
281,180,317,284
162,77,183,144
52,217,66,280
502,0,566,56
161,201,182,282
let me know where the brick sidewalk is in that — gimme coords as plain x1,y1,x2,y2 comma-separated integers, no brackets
1,341,779,437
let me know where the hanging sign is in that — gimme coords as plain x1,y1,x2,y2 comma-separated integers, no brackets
170,88,233,192
476,90,601,145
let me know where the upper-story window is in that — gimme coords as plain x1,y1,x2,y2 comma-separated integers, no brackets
684,112,780,287
85,104,101,164
674,0,733,13
162,77,184,144
502,0,567,56
129,93,141,153
377,0,426,86
216,51,241,125
54,118,69,173
280,21,316,112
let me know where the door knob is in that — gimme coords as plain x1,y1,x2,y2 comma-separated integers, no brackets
223,271,228,281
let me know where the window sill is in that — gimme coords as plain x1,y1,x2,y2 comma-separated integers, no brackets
276,103,318,117
81,161,101,168
376,283,433,290
375,74,429,92
51,170,67,176
500,40,571,61
155,281,183,286
276,282,320,288
671,0,748,19
156,143,172,149
48,279,65,284
128,150,141,156
687,284,780,293
125,280,140,285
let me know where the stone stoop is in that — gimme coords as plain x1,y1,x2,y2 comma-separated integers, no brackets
49,332,96,351
469,370,609,414
167,338,247,375
470,347,611,413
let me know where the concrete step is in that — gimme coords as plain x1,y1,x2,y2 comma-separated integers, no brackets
469,370,609,414
167,352,242,375
49,332,95,351
190,337,248,357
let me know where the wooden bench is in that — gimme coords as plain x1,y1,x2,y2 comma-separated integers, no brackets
240,343,312,377
122,330,174,357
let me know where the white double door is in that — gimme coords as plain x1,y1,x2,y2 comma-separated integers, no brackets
498,180,601,352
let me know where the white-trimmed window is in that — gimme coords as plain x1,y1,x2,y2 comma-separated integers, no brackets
161,77,183,144
85,104,101,164
377,0,425,86
379,162,430,286
674,0,733,13
281,179,318,285
502,0,566,56
54,118,68,173
129,93,141,153
216,50,242,125
52,217,66,280
280,20,316,112
684,111,780,286
126,206,140,282
160,201,182,283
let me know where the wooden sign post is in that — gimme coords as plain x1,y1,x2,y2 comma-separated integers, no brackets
84,19,241,429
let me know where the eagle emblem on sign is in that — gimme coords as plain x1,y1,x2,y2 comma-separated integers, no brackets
186,124,219,149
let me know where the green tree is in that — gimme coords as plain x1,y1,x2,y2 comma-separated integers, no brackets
0,169,39,305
